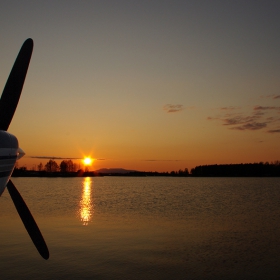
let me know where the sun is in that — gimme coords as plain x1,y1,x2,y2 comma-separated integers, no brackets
83,157,93,166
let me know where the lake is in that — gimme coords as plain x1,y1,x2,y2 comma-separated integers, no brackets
0,177,280,279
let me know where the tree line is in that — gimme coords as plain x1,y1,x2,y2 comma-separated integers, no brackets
13,160,190,176
190,161,280,177
16,159,80,173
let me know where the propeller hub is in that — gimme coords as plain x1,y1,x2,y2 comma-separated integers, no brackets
17,147,25,160
0,131,18,195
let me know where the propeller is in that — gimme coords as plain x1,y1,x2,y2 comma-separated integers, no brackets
7,181,49,260
0,39,49,259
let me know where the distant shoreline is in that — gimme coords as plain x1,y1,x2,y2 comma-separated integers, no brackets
12,162,280,177
11,170,188,177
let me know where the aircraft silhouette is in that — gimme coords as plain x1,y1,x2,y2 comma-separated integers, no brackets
0,39,49,259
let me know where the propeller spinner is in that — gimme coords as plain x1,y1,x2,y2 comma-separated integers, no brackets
0,39,49,259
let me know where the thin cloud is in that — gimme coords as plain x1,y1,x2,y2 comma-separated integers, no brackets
30,156,82,159
266,116,278,121
260,94,280,99
253,111,265,116
163,104,184,113
220,106,239,111
223,116,256,126
30,156,107,161
254,106,280,111
230,122,267,131
267,129,280,133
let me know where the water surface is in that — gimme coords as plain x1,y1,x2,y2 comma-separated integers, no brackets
0,177,280,279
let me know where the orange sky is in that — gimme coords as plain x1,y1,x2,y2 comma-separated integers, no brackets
1,1,280,172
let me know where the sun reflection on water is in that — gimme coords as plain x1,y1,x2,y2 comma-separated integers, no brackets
80,177,93,225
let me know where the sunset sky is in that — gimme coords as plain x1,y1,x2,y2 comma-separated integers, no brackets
1,1,280,172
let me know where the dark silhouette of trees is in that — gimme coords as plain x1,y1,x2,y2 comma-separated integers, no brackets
45,160,59,172
179,168,189,176
190,162,280,177
60,160,76,172
37,162,43,171
60,160,67,172
169,168,189,176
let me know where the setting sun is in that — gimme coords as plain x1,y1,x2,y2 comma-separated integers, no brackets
83,157,93,166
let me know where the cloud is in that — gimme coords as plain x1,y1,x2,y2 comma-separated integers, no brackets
260,94,280,99
230,122,267,131
266,116,278,121
267,129,280,133
254,106,280,111
208,95,280,133
30,156,82,159
220,106,239,111
253,111,265,116
223,116,255,126
163,104,184,113
30,156,107,161
208,105,279,132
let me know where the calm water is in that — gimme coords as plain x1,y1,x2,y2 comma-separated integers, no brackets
0,177,280,279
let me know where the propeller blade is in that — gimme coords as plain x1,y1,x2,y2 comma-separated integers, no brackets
7,180,49,260
0,38,33,131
